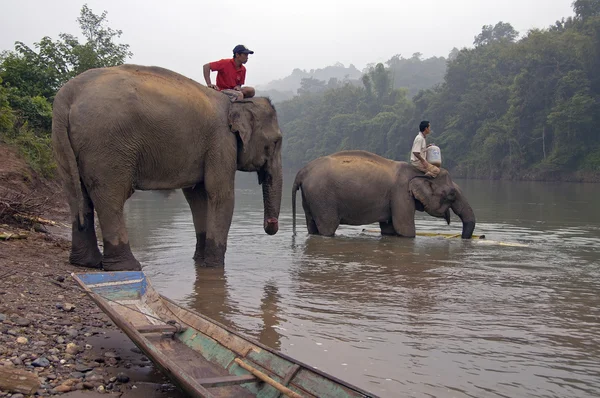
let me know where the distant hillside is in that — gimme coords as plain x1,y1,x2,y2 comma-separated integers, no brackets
385,52,449,96
257,54,448,102
256,62,362,101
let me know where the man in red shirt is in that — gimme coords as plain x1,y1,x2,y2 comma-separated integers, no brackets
203,44,256,101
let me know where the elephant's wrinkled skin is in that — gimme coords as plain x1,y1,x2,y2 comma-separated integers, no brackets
52,64,283,270
292,150,475,238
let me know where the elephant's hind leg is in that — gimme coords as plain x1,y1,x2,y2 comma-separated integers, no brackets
90,183,141,271
69,181,102,268
302,206,319,235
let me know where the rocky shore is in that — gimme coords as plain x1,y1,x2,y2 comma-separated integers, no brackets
0,143,186,397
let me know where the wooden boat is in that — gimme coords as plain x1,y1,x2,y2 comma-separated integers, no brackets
72,271,378,398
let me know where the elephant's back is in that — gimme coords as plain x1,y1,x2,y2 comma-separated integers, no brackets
302,152,398,192
58,64,227,115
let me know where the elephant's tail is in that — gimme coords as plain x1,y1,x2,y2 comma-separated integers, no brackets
51,95,85,227
292,171,303,235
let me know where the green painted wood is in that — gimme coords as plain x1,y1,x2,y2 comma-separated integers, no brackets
178,328,237,369
246,348,297,379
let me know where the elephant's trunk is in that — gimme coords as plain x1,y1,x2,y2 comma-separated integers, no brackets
259,154,282,235
451,191,476,239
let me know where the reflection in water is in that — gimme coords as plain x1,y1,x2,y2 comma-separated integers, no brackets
187,267,284,350
124,173,600,398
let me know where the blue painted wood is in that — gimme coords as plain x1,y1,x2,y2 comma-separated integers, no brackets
76,271,145,285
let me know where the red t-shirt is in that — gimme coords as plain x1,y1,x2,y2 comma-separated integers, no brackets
209,58,246,90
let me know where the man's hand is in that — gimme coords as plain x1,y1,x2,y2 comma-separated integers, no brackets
207,84,219,90
233,85,242,91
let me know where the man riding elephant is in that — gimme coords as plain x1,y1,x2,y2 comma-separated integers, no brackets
52,64,282,271
203,44,256,102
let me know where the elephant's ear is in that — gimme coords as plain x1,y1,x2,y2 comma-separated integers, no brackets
228,106,253,149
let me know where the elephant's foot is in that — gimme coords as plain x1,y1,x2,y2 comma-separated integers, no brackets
69,249,103,269
101,241,142,271
70,218,102,268
196,238,226,268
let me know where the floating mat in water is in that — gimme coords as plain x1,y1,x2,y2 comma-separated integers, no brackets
361,229,486,239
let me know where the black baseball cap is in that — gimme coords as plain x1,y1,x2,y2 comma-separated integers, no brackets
233,44,254,55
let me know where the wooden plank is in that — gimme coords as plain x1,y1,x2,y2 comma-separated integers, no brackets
234,358,303,398
0,367,40,395
198,375,256,388
136,324,185,334
281,364,301,387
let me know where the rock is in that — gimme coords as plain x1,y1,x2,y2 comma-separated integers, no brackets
16,336,28,344
0,345,6,355
55,336,65,344
0,314,6,322
46,374,57,380
31,357,50,367
65,328,79,338
130,347,142,354
33,223,48,233
47,355,59,363
115,373,130,383
97,385,105,393
75,364,92,372
48,348,59,355
69,372,85,379
11,394,24,398
56,276,65,283
62,303,75,312
13,317,31,327
33,341,47,346
103,352,119,359
83,382,94,389
53,384,72,393
85,344,93,350
65,342,80,355
7,329,18,336
85,373,104,382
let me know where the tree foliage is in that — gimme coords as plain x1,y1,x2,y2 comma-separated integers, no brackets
0,4,132,177
281,3,600,179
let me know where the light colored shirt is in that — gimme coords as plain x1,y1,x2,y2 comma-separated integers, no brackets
410,132,427,165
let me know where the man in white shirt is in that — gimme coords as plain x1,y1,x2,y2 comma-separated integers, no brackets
411,120,439,177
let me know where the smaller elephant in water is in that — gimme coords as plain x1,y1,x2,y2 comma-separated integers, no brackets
292,150,475,238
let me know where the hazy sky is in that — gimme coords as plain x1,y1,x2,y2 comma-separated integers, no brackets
1,0,574,86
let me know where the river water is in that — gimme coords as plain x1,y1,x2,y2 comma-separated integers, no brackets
124,173,600,398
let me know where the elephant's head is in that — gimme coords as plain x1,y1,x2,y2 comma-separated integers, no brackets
408,169,476,238
228,98,282,235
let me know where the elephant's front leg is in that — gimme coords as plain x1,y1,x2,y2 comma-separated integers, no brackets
182,184,208,263
203,180,235,268
379,221,397,236
391,190,417,238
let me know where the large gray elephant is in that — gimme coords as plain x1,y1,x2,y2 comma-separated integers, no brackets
52,64,282,270
292,150,475,238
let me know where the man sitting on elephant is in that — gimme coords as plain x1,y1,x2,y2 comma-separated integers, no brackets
411,120,439,178
203,44,256,101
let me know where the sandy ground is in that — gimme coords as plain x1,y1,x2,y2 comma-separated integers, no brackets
0,143,187,397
